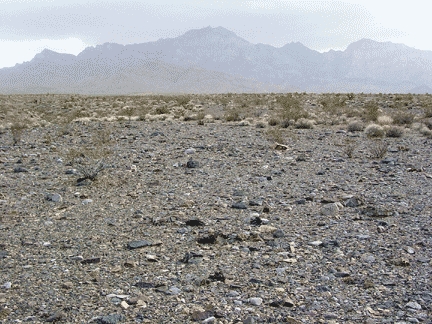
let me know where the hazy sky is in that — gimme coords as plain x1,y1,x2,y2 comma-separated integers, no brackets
0,0,429,68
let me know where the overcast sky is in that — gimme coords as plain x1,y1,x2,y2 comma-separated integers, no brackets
0,0,429,68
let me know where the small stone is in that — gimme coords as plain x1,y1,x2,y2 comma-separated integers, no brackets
273,229,285,238
344,196,363,207
232,202,247,209
185,148,196,154
258,225,277,233
81,257,101,265
82,199,93,205
321,203,339,216
2,282,11,289
14,167,28,173
127,240,153,249
45,193,62,202
310,241,323,246
274,143,288,150
405,246,415,254
406,301,422,310
185,218,205,226
202,317,216,323
124,260,136,268
145,254,158,262
248,297,263,306
95,314,125,324
61,281,73,289
120,301,129,309
45,311,64,322
186,160,199,168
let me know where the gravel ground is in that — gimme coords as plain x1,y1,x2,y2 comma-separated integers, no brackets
0,119,431,323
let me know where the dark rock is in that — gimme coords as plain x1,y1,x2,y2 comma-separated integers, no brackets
334,272,350,278
344,196,363,207
249,200,262,206
295,199,306,205
232,202,247,209
127,240,153,249
81,257,101,265
13,167,28,173
134,282,155,289
45,193,62,202
186,160,199,168
197,235,218,244
208,271,225,282
181,251,204,264
150,131,164,137
273,229,285,238
185,218,205,226
95,314,125,324
250,216,262,226
0,251,8,259
45,311,64,322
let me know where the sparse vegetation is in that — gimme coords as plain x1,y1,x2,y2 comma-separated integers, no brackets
369,140,388,159
364,123,385,138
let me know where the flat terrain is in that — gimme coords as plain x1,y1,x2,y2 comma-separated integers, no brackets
0,93,431,323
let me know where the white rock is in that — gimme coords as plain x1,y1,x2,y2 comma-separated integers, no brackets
249,297,263,306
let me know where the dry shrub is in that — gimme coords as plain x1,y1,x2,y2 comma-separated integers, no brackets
363,101,379,122
392,111,414,125
224,109,242,122
265,128,285,144
10,121,27,145
385,126,404,138
268,117,279,126
295,118,314,129
420,126,432,137
347,121,364,132
377,115,393,125
364,124,384,138
369,140,388,159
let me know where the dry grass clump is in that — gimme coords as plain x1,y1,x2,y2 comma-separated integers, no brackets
10,121,27,145
224,109,242,122
267,117,279,126
377,115,393,125
347,121,364,132
419,126,432,137
363,101,380,122
295,118,314,129
369,140,388,159
392,111,414,125
343,140,357,158
364,124,385,138
385,126,404,138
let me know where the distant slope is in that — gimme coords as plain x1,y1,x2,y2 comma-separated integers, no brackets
1,26,431,94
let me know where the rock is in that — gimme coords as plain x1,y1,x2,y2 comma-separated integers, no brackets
310,241,323,246
248,297,263,306
45,311,64,322
61,281,74,289
45,193,62,202
81,257,101,265
186,160,199,168
185,148,196,154
95,314,125,324
232,202,247,209
191,311,214,321
344,196,363,207
1,282,11,289
258,225,277,233
127,240,153,249
202,316,216,323
274,143,288,150
273,229,285,238
14,167,28,173
82,199,93,205
406,301,422,310
250,216,262,226
197,235,218,244
120,301,129,309
185,218,205,226
321,203,339,216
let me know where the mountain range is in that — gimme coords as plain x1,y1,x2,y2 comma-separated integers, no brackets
1,26,432,94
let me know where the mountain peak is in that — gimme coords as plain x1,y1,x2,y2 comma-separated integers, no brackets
33,49,61,60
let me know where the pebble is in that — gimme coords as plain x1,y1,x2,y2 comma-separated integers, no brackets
45,193,62,202
406,301,421,310
248,297,263,306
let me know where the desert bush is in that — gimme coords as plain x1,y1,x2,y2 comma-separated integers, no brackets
268,117,279,126
363,101,379,122
377,115,393,125
265,128,285,144
277,95,308,121
295,118,314,129
347,121,364,132
392,111,414,125
424,118,432,130
66,148,110,182
343,141,357,158
364,124,384,138
369,140,388,159
280,119,291,128
424,107,432,118
155,106,170,115
224,109,242,122
10,121,26,145
385,126,404,138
